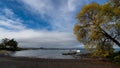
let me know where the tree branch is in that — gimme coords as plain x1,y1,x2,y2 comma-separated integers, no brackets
101,28,120,47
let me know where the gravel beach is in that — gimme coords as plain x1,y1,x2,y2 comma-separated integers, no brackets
0,56,120,68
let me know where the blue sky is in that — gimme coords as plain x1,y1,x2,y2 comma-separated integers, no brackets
0,0,106,48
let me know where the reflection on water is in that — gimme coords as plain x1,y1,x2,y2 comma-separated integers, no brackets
11,49,88,59
11,48,120,59
11,50,75,59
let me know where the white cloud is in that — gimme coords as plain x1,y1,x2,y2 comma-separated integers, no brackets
0,8,25,30
0,29,81,48
0,7,81,48
0,1,87,48
20,0,89,31
0,19,25,30
3,8,14,18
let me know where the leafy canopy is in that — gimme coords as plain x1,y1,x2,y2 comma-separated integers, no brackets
74,0,120,57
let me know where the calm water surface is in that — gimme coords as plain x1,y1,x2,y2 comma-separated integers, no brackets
11,49,87,59
11,48,120,59
11,50,75,59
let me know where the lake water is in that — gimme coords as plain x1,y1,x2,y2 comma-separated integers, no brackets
11,49,88,59
11,48,120,59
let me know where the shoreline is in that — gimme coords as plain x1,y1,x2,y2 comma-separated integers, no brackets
0,55,120,68
0,50,120,68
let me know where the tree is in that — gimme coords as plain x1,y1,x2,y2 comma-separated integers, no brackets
0,38,18,51
74,1,120,57
0,38,9,49
7,39,18,50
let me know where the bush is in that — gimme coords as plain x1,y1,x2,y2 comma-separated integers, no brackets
113,55,120,62
107,51,120,63
92,44,113,57
0,38,18,51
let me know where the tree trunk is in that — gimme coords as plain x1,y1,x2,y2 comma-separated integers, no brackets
102,29,120,47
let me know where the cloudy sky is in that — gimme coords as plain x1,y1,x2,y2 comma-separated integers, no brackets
0,0,106,48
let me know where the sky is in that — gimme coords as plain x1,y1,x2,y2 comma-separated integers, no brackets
0,0,106,48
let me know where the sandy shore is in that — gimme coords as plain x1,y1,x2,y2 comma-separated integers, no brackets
0,56,120,68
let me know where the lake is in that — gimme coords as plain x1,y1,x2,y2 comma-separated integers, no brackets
11,49,88,59
10,48,120,59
